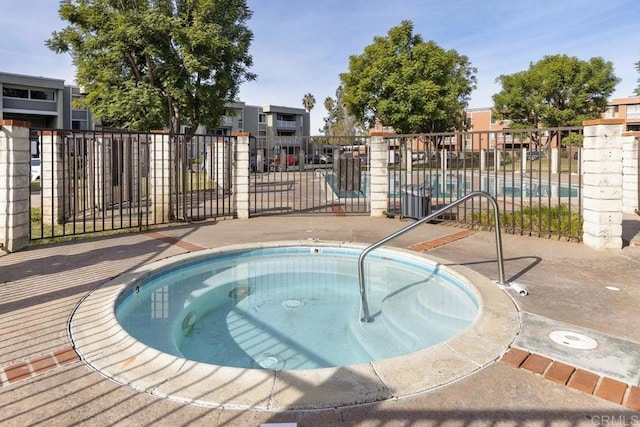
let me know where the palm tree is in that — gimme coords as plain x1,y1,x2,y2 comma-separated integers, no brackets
302,93,316,112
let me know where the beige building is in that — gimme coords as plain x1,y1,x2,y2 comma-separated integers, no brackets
604,97,640,131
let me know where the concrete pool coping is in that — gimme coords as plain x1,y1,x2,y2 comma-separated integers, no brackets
69,240,520,411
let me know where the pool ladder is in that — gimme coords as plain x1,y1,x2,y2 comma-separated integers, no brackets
357,190,523,323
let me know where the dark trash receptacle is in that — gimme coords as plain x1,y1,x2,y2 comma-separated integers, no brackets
400,184,432,219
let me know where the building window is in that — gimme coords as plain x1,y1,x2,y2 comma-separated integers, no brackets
30,90,55,101
605,105,619,119
2,87,56,101
626,104,640,120
259,113,266,123
3,87,29,98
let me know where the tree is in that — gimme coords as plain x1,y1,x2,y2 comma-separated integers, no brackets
321,86,364,135
302,93,316,112
493,54,619,129
340,20,476,134
46,0,255,133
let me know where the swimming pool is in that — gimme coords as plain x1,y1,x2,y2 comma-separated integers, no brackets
326,170,579,200
115,246,478,370
70,241,519,410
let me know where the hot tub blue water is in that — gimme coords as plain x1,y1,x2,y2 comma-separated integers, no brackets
116,246,478,370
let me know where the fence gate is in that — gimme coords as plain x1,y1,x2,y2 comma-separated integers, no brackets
172,134,234,221
249,136,371,216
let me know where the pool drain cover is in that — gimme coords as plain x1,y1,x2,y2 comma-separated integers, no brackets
282,299,304,308
549,330,598,350
256,354,284,370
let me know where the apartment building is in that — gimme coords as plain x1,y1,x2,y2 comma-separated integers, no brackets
1,71,94,155
2,70,310,160
211,102,310,138
0,72,65,129
604,97,640,131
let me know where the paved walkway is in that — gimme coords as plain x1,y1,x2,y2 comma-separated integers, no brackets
1,215,639,426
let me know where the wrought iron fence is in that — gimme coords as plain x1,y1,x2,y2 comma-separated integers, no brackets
387,127,583,240
30,129,234,241
248,135,371,216
29,127,584,242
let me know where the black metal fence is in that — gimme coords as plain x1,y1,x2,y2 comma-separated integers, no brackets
30,129,234,241
387,127,583,240
29,127,584,242
248,135,371,216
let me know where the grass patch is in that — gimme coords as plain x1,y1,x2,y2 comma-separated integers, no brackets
30,207,152,244
473,204,582,237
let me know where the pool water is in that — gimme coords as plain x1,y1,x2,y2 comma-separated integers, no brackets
327,171,578,200
116,246,478,370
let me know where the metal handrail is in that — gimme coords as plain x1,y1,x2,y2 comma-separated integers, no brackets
357,190,506,323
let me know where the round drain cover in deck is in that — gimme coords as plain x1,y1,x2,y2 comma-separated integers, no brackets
548,330,598,350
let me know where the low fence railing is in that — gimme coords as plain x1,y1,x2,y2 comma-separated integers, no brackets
28,127,584,242
30,129,234,241
387,127,583,240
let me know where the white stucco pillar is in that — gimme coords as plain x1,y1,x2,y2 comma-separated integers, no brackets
581,119,624,249
149,131,173,224
234,132,250,219
39,130,68,225
622,133,639,214
0,120,30,252
369,132,390,217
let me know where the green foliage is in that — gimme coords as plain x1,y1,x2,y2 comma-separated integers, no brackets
340,20,476,134
562,132,584,147
474,204,582,237
47,0,255,133
302,93,316,112
493,54,619,128
321,86,365,135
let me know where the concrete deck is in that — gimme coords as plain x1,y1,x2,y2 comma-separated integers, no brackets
1,215,639,426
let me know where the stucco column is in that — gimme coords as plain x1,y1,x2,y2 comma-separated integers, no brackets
205,136,233,193
581,119,624,249
149,131,173,224
233,132,250,219
0,120,30,252
92,134,113,210
39,130,68,225
622,132,639,214
369,132,390,217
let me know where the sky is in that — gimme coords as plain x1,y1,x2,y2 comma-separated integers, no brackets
1,0,638,133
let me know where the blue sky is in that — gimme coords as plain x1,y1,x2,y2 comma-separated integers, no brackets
1,0,638,133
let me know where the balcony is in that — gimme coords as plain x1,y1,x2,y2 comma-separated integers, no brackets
276,120,297,129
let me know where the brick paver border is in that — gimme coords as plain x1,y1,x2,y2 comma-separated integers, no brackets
501,347,640,411
408,229,477,252
1,346,80,387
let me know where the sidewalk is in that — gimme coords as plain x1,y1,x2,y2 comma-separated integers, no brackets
1,216,639,426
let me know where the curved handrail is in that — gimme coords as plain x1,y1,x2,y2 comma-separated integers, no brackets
357,190,505,323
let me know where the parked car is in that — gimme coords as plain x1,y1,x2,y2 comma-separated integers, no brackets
429,151,457,161
526,151,545,160
305,154,321,164
283,154,299,166
319,154,332,164
31,158,41,181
